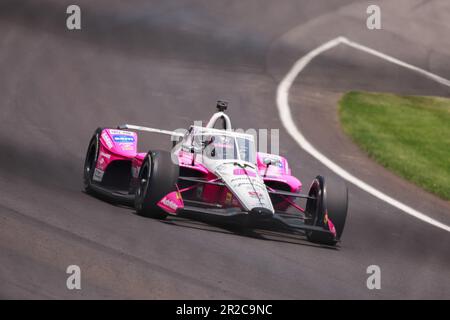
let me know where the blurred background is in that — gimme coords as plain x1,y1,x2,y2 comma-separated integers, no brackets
0,0,449,299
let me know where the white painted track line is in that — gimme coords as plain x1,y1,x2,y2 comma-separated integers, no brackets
276,36,450,233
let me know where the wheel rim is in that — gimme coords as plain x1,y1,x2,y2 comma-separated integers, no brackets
84,138,97,186
306,184,319,224
136,159,151,210
305,180,322,237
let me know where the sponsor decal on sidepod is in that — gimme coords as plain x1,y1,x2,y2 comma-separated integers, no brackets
101,132,114,149
113,135,135,143
108,129,135,136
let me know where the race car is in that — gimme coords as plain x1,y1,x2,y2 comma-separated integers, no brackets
83,101,348,245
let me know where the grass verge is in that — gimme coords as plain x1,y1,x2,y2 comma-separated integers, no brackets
339,91,450,200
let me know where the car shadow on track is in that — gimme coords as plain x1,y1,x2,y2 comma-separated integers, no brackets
160,215,339,251
82,191,338,250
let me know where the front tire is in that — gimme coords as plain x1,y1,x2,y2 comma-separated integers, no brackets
135,150,179,219
305,176,348,246
83,128,103,193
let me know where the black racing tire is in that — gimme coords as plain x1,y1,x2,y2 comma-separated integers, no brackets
135,150,179,219
83,128,103,193
305,176,348,246
325,177,348,240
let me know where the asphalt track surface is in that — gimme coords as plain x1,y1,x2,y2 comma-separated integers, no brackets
0,0,449,299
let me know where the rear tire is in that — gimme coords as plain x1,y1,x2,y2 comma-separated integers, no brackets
83,128,103,193
305,176,348,246
135,150,179,219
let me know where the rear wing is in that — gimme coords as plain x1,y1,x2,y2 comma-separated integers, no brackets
118,124,184,137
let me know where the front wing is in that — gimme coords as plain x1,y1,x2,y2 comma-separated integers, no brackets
173,197,334,237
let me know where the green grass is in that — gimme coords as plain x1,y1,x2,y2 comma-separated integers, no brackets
339,91,450,200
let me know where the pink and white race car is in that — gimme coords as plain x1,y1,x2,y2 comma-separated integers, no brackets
83,101,348,245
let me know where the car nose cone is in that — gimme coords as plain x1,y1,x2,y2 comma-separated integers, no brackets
249,207,273,219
